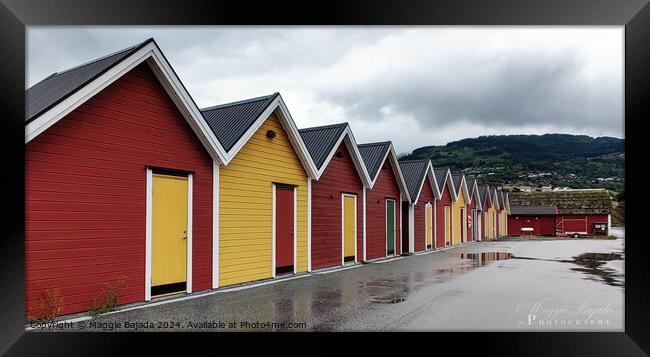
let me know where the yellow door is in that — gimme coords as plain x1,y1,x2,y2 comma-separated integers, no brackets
444,206,451,246
425,205,433,249
343,195,356,260
152,174,188,292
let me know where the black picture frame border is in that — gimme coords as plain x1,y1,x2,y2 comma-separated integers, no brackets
1,0,648,354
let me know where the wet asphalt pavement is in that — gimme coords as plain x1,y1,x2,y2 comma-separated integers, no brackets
59,228,624,332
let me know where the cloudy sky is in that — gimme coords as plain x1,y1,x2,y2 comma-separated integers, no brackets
27,27,623,154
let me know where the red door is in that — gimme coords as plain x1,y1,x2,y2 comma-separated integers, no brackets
275,186,294,273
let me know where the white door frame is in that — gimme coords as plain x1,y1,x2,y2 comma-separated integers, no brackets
425,202,433,250
271,183,298,278
145,168,193,301
385,199,396,257
341,193,358,265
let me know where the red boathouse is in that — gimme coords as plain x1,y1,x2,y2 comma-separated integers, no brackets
24,39,224,317
399,159,439,253
358,142,410,260
299,123,371,270
433,167,454,248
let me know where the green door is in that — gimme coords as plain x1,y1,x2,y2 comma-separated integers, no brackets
386,199,395,255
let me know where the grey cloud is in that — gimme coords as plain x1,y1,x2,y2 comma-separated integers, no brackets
322,46,622,134
27,27,623,151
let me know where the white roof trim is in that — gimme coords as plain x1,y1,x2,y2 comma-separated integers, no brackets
412,161,438,205
452,174,471,203
219,94,318,178
373,143,411,203
25,41,228,163
313,125,372,187
471,182,483,211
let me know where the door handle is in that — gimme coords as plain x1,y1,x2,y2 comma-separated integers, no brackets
182,230,187,240
290,227,294,239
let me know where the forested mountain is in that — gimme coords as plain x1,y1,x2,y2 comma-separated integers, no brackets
399,134,624,192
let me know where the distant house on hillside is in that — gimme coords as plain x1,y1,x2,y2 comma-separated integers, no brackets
508,189,612,237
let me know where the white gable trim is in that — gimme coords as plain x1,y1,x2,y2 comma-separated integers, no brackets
365,143,411,202
219,95,318,178
453,174,471,203
313,125,372,187
25,41,227,164
413,161,437,205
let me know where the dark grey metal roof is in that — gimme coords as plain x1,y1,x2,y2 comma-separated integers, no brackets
432,167,450,191
358,141,392,180
25,38,153,123
465,175,476,199
201,93,279,152
478,185,489,206
510,205,557,215
492,187,500,207
398,159,429,200
298,123,348,169
451,173,464,196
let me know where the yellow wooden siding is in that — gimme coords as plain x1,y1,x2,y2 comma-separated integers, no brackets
219,113,308,287
451,189,466,245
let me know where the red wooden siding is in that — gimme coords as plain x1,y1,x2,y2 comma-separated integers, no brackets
413,176,435,252
435,181,453,248
556,214,609,235
311,143,364,270
25,63,214,317
508,215,555,236
365,159,401,260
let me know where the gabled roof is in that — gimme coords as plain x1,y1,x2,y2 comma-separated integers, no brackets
298,123,348,169
451,173,471,202
200,94,318,177
508,190,612,215
25,38,227,163
433,167,454,200
510,205,557,215
478,185,489,207
465,176,482,210
465,175,477,200
491,187,501,209
201,93,279,152
358,141,410,202
298,123,371,186
358,141,392,180
398,159,437,203
26,39,152,123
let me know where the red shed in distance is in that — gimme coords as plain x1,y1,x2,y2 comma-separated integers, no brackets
508,206,558,236
507,189,612,237
299,123,372,270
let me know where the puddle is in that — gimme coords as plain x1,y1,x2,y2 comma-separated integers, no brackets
510,252,624,288
569,252,624,288
363,278,410,304
457,252,512,266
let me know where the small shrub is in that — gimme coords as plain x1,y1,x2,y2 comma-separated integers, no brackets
88,277,127,318
27,288,64,324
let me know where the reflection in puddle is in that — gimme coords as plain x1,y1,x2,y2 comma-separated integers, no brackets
458,252,512,266
570,252,624,288
510,252,624,288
